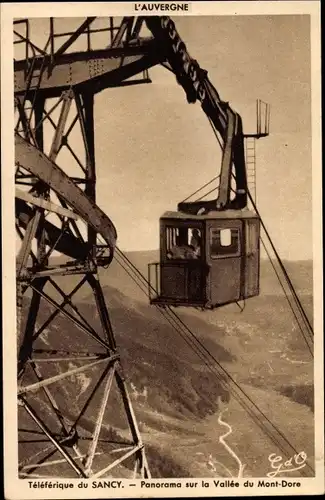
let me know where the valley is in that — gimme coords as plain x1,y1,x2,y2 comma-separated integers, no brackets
18,253,314,478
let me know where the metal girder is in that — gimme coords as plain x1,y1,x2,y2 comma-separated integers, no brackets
18,354,119,395
48,90,73,161
16,198,88,261
216,108,237,209
111,17,134,48
28,276,89,343
18,277,47,376
16,189,79,220
52,18,96,59
16,209,42,278
92,444,144,479
15,133,117,258
17,272,151,478
14,40,153,72
88,273,117,349
78,54,157,96
28,281,112,351
84,363,116,474
15,95,36,144
14,47,159,97
19,398,87,478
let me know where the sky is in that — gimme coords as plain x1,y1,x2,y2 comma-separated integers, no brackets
16,15,313,260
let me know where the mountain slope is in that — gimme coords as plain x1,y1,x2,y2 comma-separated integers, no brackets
18,253,314,477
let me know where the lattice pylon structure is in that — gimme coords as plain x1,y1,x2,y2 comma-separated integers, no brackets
14,17,153,479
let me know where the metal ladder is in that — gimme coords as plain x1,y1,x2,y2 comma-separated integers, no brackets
17,48,49,148
245,136,257,204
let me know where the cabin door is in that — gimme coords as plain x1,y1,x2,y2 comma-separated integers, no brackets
244,219,260,297
206,219,243,306
161,223,206,305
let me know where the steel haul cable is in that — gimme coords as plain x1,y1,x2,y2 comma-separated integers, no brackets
99,244,314,476
260,237,313,356
248,191,314,343
182,172,314,351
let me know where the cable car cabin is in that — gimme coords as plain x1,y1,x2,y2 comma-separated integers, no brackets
148,209,260,309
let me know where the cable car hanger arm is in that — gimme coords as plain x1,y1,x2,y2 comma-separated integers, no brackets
144,16,248,212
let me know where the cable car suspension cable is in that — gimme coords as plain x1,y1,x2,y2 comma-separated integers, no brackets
103,245,314,475
229,171,312,354
180,175,219,204
194,185,219,203
115,248,313,474
231,169,312,346
164,304,313,475
111,252,298,460
248,192,314,342
112,249,294,453
260,237,313,356
111,252,229,376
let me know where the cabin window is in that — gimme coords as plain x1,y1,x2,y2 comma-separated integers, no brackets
210,228,240,258
166,226,202,260
220,228,232,247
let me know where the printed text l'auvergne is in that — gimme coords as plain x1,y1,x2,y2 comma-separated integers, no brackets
134,3,190,12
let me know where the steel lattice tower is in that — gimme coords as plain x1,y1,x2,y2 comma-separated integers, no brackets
14,16,156,479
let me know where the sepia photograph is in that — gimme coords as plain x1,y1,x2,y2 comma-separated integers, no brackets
1,1,323,498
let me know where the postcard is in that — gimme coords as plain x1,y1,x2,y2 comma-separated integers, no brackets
1,1,323,498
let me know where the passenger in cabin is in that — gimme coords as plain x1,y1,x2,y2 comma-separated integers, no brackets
190,229,201,257
169,235,197,260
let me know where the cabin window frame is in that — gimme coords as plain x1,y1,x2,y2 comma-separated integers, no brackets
164,224,204,261
209,227,241,259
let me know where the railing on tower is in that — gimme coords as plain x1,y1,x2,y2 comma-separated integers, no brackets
14,17,151,95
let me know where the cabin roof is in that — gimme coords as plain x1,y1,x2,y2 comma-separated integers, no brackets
160,209,259,221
